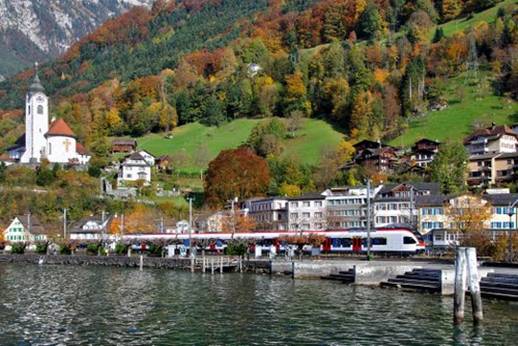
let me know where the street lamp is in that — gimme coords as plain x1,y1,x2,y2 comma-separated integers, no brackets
366,179,372,260
507,200,518,262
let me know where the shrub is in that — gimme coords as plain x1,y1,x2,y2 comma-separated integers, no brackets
10,242,26,254
35,242,48,254
86,243,101,255
147,242,163,257
225,241,247,256
115,243,129,255
59,243,72,255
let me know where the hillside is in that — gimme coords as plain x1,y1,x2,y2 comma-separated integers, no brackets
130,118,343,172
390,71,518,147
0,0,154,78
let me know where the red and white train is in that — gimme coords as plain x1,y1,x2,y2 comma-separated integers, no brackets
122,227,425,255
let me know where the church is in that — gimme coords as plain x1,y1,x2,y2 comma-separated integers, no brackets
6,66,91,165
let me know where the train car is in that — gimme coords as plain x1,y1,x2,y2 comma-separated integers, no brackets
121,227,424,255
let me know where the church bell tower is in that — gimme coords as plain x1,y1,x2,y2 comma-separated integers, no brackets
20,63,49,164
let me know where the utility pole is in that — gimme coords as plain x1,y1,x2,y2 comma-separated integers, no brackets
410,186,415,230
367,179,371,259
188,197,193,257
63,208,67,240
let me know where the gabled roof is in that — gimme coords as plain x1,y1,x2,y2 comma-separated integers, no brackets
70,215,113,234
112,139,137,146
482,193,518,206
414,138,440,145
378,182,441,195
13,214,46,235
45,118,76,138
464,125,518,144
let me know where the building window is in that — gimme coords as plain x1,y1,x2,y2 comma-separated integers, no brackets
290,202,298,208
37,105,44,114
303,201,311,207
302,212,310,219
315,212,323,219
314,201,322,207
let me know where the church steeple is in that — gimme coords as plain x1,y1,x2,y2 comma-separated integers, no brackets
28,62,45,94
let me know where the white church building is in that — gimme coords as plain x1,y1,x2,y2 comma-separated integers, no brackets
7,66,90,165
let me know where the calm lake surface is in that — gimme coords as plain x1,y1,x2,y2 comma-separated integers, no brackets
0,264,517,345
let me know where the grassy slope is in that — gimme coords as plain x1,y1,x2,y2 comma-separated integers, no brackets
430,0,516,39
389,72,518,147
132,118,343,171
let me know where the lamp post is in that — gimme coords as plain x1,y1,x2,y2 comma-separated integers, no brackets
366,179,372,260
507,200,518,263
188,196,194,257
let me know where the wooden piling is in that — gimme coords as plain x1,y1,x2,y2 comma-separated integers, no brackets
202,256,206,273
191,257,194,273
220,256,223,274
139,255,143,271
466,247,483,324
454,247,467,325
239,257,243,273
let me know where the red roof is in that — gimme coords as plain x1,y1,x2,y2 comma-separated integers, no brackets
76,142,88,155
45,118,76,138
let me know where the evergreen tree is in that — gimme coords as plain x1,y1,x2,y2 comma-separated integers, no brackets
432,27,445,43
430,141,468,194
357,3,384,40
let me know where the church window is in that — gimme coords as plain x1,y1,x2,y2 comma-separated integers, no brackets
37,105,44,114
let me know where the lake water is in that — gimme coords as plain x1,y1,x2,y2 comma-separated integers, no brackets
0,263,517,345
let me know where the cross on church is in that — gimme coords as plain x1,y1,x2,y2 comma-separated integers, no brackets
63,139,72,153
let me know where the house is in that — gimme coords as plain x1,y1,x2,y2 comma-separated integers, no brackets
353,140,399,172
244,197,288,230
194,211,226,233
156,155,172,172
118,152,152,185
137,150,156,166
2,214,47,242
287,192,327,231
464,124,518,156
410,138,440,168
374,183,440,229
112,140,137,153
69,215,113,241
323,186,382,229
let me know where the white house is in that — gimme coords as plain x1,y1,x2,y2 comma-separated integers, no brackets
6,65,90,165
137,150,156,166
118,152,152,184
2,214,47,243
69,215,113,241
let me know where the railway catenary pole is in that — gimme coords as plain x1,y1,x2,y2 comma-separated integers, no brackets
367,179,371,259
188,197,193,257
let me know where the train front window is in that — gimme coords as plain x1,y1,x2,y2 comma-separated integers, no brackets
403,236,417,244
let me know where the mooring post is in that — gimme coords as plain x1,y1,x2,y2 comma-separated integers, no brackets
191,257,194,273
239,257,243,273
220,256,223,274
466,247,483,324
202,256,206,273
454,247,467,325
211,257,215,275
291,261,295,279
139,255,143,271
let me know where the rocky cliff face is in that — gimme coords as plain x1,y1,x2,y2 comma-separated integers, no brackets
0,0,154,77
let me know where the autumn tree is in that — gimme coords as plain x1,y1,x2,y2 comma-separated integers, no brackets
205,148,270,207
221,209,257,233
357,2,384,40
445,195,491,236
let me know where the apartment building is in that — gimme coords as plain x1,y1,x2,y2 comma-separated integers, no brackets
374,183,440,228
323,186,382,229
244,197,288,230
287,193,326,231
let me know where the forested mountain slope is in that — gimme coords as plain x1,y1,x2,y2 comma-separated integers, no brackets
0,0,155,78
0,0,516,159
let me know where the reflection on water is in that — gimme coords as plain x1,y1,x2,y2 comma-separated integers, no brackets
0,263,517,345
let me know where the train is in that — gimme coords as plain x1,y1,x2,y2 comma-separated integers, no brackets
121,227,426,255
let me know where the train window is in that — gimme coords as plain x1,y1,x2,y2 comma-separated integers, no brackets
403,236,417,244
341,239,352,247
372,237,387,245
